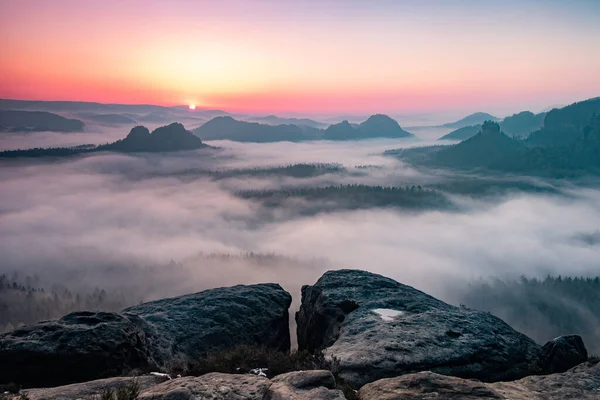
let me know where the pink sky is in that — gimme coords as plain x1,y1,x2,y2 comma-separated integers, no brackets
1,0,599,115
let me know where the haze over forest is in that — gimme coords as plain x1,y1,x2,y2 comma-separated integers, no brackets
1,0,600,383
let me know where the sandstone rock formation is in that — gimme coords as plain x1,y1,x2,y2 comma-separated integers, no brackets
296,269,541,387
357,361,600,399
537,335,588,374
0,311,157,387
137,373,271,400
124,283,292,363
0,284,292,388
265,370,346,399
23,375,169,400
17,363,600,400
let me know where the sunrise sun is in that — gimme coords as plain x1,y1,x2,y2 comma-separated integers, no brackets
188,104,196,110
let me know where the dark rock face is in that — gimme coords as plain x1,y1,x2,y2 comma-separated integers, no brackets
538,335,588,374
124,284,292,363
0,284,292,388
358,361,600,400
0,311,157,387
266,370,346,399
296,270,541,388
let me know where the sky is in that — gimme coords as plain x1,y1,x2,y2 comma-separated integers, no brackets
1,0,599,115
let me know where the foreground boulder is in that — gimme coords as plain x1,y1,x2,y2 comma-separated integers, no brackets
21,371,346,400
138,373,270,400
23,375,169,400
357,361,600,399
296,270,541,387
358,372,502,399
0,312,157,387
124,283,292,363
0,284,292,387
537,335,588,374
265,370,346,399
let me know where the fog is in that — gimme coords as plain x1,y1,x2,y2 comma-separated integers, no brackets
2,127,600,349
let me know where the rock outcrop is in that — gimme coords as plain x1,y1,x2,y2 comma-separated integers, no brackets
138,373,271,400
19,363,600,400
124,283,292,363
265,370,346,400
21,371,346,400
296,269,541,388
537,335,588,374
23,375,169,400
358,371,503,399
357,361,600,400
0,284,292,388
0,311,157,387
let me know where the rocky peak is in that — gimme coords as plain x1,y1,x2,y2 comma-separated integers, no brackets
125,125,150,140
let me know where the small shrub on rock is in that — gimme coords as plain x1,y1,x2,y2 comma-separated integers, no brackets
96,380,140,400
169,344,326,378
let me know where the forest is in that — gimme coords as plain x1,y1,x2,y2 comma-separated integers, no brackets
237,184,452,213
459,275,600,354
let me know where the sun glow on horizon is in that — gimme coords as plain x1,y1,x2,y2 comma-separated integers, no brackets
0,1,599,114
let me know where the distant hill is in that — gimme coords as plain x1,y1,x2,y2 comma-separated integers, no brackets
441,112,499,129
433,121,524,169
396,108,600,176
0,110,84,132
495,113,600,175
194,114,413,142
0,123,209,158
501,111,546,137
100,123,208,152
137,110,174,123
438,125,481,141
439,111,546,141
193,116,322,142
0,99,167,115
78,113,137,125
526,97,600,147
323,120,356,140
358,114,414,138
249,115,327,129
324,114,414,140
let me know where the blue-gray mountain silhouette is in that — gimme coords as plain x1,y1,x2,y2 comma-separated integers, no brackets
441,112,499,129
0,110,84,132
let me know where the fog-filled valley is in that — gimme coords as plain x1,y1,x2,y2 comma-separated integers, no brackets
2,112,600,353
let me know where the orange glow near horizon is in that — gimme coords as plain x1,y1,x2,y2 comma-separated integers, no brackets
1,1,599,115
